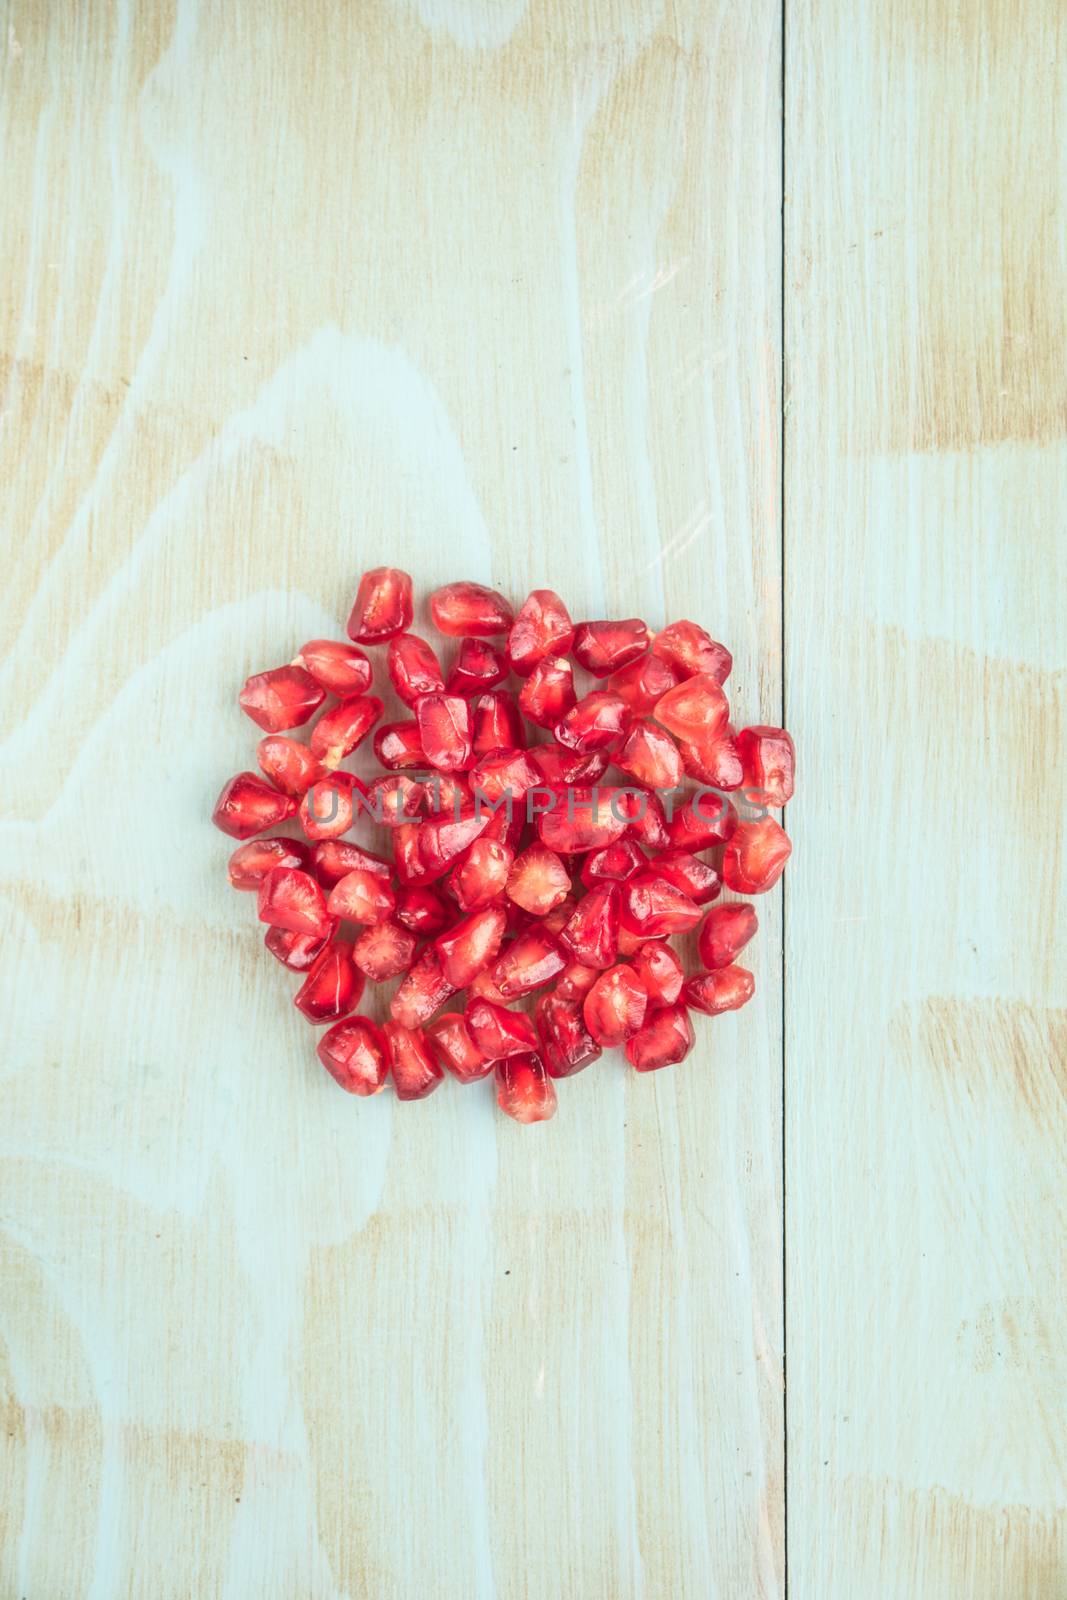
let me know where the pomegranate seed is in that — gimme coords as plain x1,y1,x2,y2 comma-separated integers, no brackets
471,690,525,752
495,1053,557,1123
427,1013,493,1081
737,726,796,807
212,772,297,839
621,870,702,938
468,967,511,1005
506,842,571,916
392,822,434,886
654,674,730,743
491,928,566,999
555,691,630,753
519,655,576,728
294,940,363,1025
537,786,628,854
228,837,309,890
367,773,425,827
311,839,391,889
394,884,450,933
582,964,648,1047
257,867,331,938
684,965,755,1014
239,665,325,733
470,747,541,805
448,837,514,910
666,793,737,852
465,999,538,1059
416,693,473,772
625,1003,695,1071
616,718,682,790
507,589,574,675
698,903,758,969
654,849,721,904
678,733,744,789
383,1023,444,1099
310,694,383,767
616,924,649,957
430,581,514,637
390,947,456,1028
446,637,507,694
417,807,492,878
351,920,417,981
293,638,372,696
298,772,364,841
436,904,507,987
559,882,620,969
541,893,578,937
607,652,681,713
579,838,646,886
722,818,791,893
528,742,608,786
554,961,600,999
265,921,336,971
535,993,601,1077
388,633,445,706
424,772,472,816
317,1016,389,1095
256,735,325,797
327,868,396,924
651,621,732,683
374,720,426,769
573,618,651,677
622,788,671,851
631,941,685,1005
346,566,413,643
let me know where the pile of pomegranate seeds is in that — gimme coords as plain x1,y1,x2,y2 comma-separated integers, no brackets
212,571,794,1124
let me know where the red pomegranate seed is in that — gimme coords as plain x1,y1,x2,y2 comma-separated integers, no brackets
684,965,755,1014
555,690,630,753
491,928,566,999
311,839,391,889
651,621,732,684
425,771,472,815
468,967,511,1006
541,893,578,937
528,742,608,786
536,785,628,854
654,674,730,742
239,665,325,733
212,772,297,839
471,690,525,752
351,920,417,981
298,773,364,841
310,694,383,767
654,849,721,904
554,961,600,999
507,589,575,675
387,633,445,706
616,924,649,958
317,1016,389,1095
392,822,433,886
535,993,601,1078
579,838,646,886
616,718,683,790
416,693,473,772
394,884,450,933
293,638,372,696
265,921,336,971
518,655,576,728
256,735,325,797
607,652,681,712
383,1023,444,1100
257,866,331,938
466,999,539,1059
294,940,362,1025
737,726,796,807
374,720,426,769
583,964,648,1047
722,818,791,893
698,902,758,969
228,836,309,890
347,566,414,643
621,788,671,851
678,733,744,790
506,842,571,916
666,792,738,852
430,581,514,638
625,1003,695,1071
621,871,703,938
446,637,507,694
390,946,456,1028
448,837,514,910
436,904,507,987
470,747,541,804
559,882,620,969
573,618,651,677
427,1013,493,1082
496,1053,557,1122
366,773,425,827
417,807,492,878
327,868,396,924
631,941,684,1005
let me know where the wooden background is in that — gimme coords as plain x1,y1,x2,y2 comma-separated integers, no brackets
0,0,1063,1595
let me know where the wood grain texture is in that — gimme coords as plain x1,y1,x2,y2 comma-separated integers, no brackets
785,0,1066,1595
0,2,783,1596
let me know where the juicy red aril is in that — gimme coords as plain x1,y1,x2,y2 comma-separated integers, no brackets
293,638,372,696
471,690,525,752
684,965,755,1014
392,823,433,886
536,993,601,1078
265,921,336,971
555,690,630,753
698,903,758,969
507,589,574,675
449,838,514,910
436,905,507,987
583,964,648,1047
559,882,620,969
394,884,450,933
622,788,671,851
506,842,571,916
678,733,744,789
737,726,796,807
651,621,732,683
367,773,425,827
625,1003,695,1071
351,920,417,981
374,720,425,769
468,967,511,1005
390,947,456,1028
496,1054,557,1123
491,928,566,999
446,637,507,694
654,673,730,742
317,1016,388,1095
580,838,646,886
466,999,539,1059
573,618,651,677
239,665,325,733
722,818,791,893
616,719,682,790
607,652,681,712
257,866,331,938
310,694,383,766
228,836,309,890
528,742,608,786
347,566,413,643
327,868,396,924
654,849,721,904
213,772,297,838
621,871,703,938
311,839,391,888
257,735,324,797
470,747,541,804
666,792,737,852
299,773,363,841
555,961,599,999
631,941,685,1005
416,693,473,772
294,941,362,1025
427,1013,493,1082
417,807,491,878
519,656,576,727
383,1023,443,1100
388,633,444,706
536,786,628,854
430,581,514,637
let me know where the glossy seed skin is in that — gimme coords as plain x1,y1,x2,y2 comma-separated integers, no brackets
228,836,310,890
507,589,575,675
583,964,649,1047
317,1016,389,1094
536,993,601,1078
388,633,445,706
257,866,332,939
495,1053,557,1123
430,581,514,638
698,903,759,969
683,965,755,1015
384,1023,444,1100
294,941,363,1025
346,567,414,643
721,819,792,893
572,618,651,677
736,726,796,807
212,772,297,839
239,665,325,733
294,639,373,696
625,1003,695,1071
427,1012,494,1081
